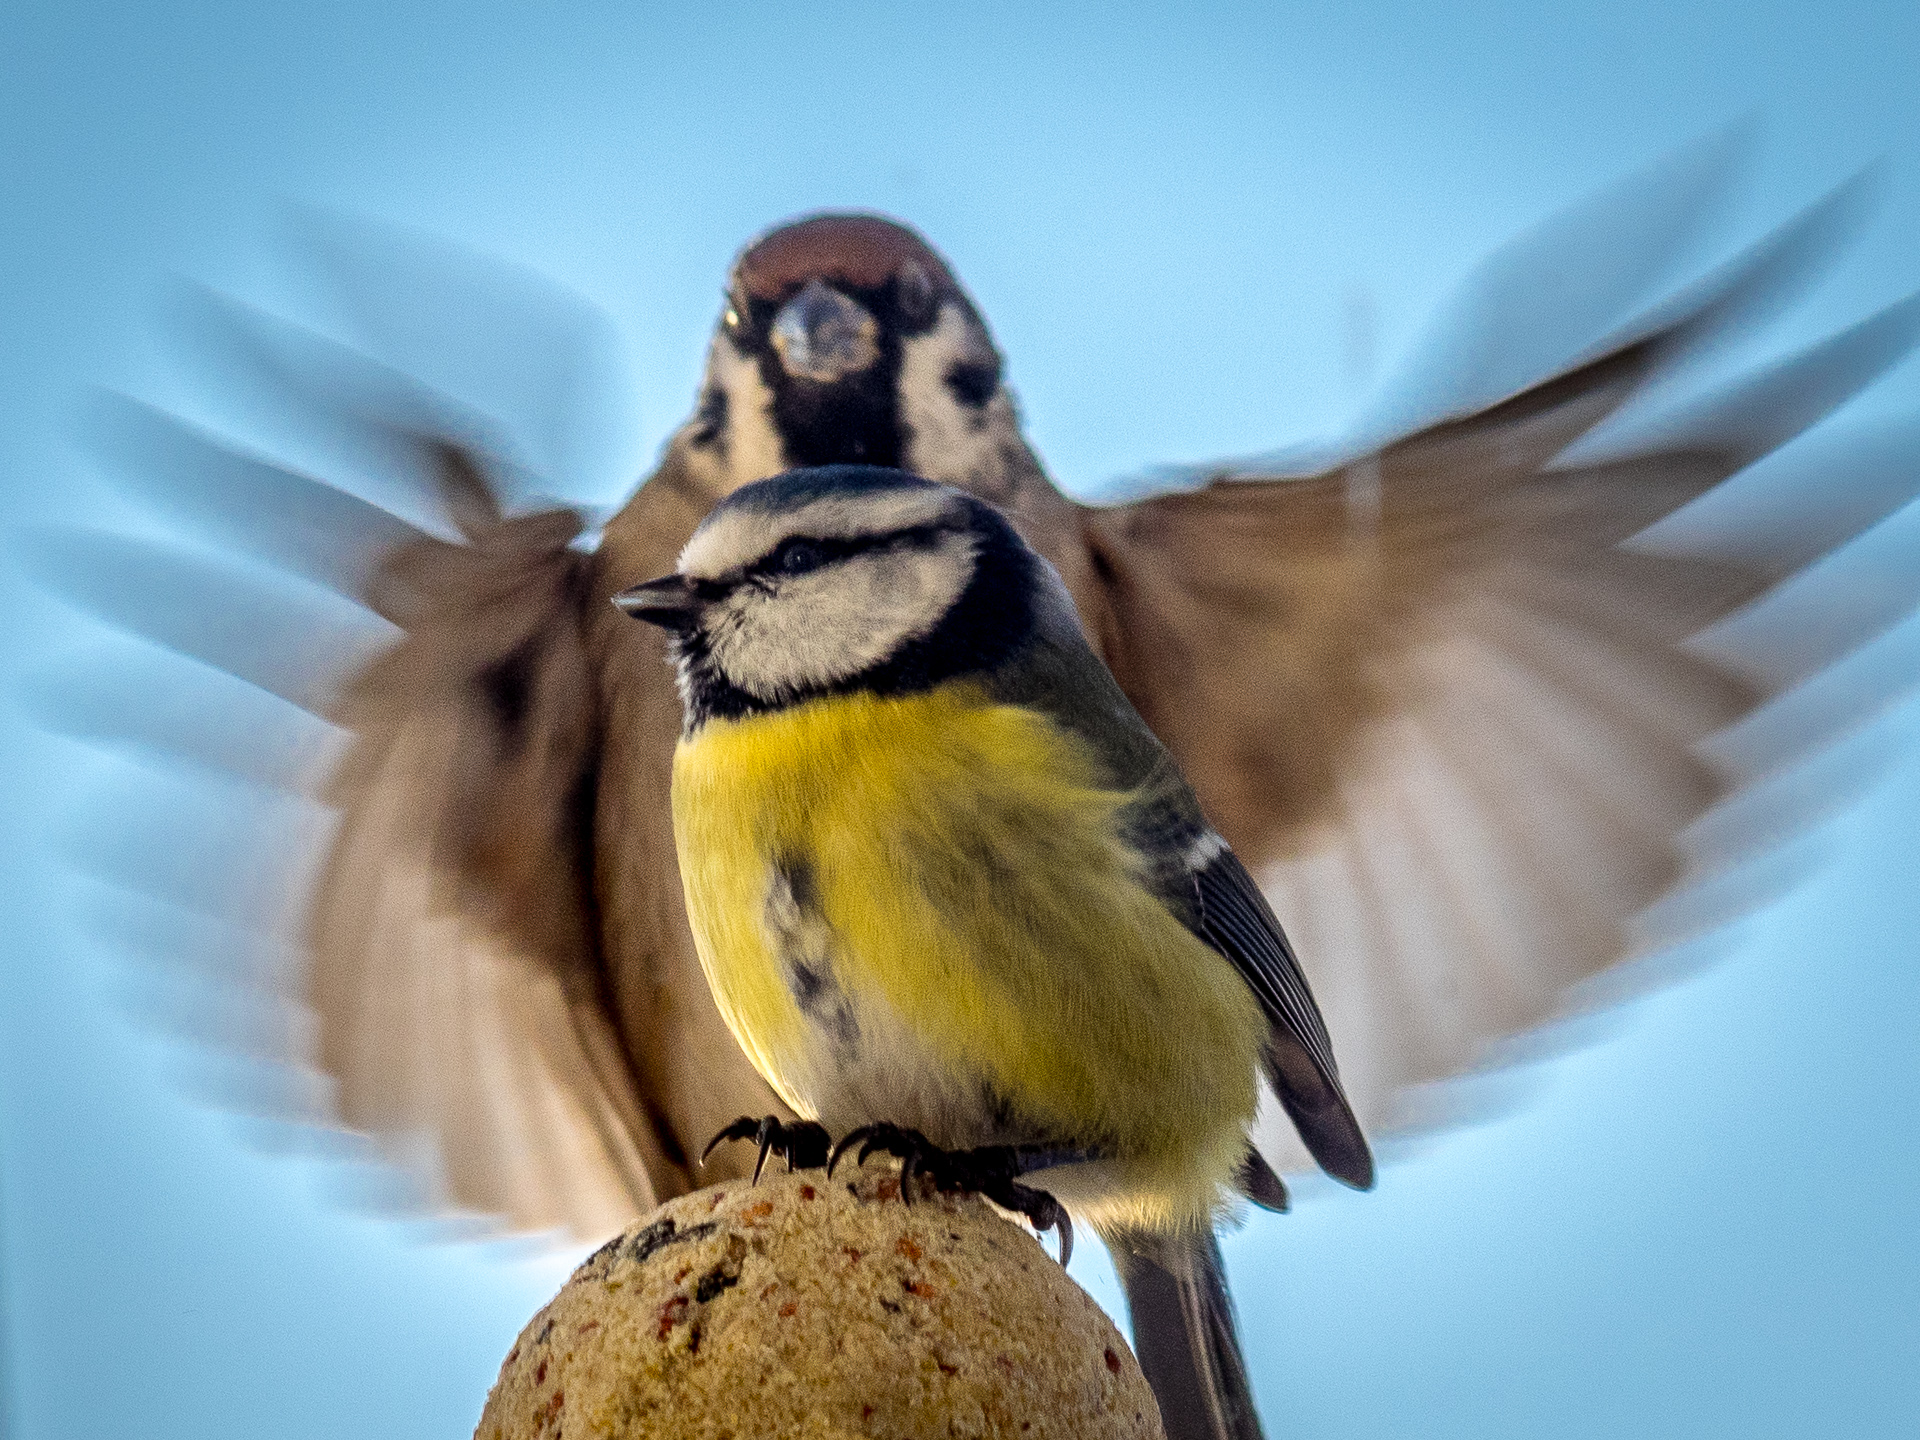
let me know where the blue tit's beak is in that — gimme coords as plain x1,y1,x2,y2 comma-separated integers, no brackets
771,278,879,383
614,574,703,633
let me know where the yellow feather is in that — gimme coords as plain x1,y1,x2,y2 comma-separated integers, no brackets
671,684,1263,1230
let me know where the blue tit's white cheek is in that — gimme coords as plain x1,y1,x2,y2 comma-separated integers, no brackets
677,334,787,496
898,304,1020,501
703,538,978,700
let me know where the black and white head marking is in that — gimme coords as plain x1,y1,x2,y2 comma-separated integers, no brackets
656,466,1042,727
895,299,1022,503
669,215,1025,505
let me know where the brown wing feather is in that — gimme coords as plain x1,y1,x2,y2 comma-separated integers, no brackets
53,274,799,1237
587,458,798,1190
48,285,730,1236
1077,293,1920,1166
307,459,685,1232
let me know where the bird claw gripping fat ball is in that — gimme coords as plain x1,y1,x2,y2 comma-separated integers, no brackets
40,131,1920,1440
707,1115,1082,1267
821,1123,1080,1268
474,1167,1163,1440
703,1115,834,1182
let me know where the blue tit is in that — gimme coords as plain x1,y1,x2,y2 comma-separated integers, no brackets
617,463,1373,1440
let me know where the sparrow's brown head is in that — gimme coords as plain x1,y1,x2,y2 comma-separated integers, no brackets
676,213,1025,503
730,214,958,313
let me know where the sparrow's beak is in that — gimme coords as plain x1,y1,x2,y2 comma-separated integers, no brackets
614,574,703,632
771,278,879,383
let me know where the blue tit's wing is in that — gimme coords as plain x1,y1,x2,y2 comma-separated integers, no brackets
1070,156,1920,1171
1188,837,1372,1189
987,600,1370,1188
30,257,691,1239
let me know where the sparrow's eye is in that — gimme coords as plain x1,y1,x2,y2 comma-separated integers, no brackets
723,279,753,335
945,360,1000,409
773,538,827,576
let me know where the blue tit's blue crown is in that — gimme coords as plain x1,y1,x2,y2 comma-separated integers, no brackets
721,463,945,515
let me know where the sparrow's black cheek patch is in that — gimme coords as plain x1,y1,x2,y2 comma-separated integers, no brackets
690,386,729,447
944,360,1000,409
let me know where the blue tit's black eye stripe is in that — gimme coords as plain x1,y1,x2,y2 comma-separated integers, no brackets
746,523,965,582
774,538,826,575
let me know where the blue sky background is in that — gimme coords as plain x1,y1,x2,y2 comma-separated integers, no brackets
3,2,1918,1437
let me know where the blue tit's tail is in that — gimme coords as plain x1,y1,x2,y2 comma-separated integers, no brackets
1107,1229,1264,1440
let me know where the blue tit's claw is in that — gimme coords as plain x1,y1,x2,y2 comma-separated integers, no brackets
701,1115,763,1166
993,1178,1072,1267
1045,1198,1073,1267
832,1122,933,1179
990,1175,1082,1267
751,1117,776,1184
702,1115,831,1179
818,1126,1072,1256
826,1122,951,1196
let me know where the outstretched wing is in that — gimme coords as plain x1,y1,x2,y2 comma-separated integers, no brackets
1075,161,1920,1168
304,441,681,1232
36,253,688,1237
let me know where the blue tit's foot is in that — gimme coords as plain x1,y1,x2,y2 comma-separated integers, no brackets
825,1123,1076,1266
994,1178,1074,1268
702,1115,832,1182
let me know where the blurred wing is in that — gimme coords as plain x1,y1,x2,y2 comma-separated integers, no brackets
37,273,683,1237
1081,170,1920,1165
306,446,678,1233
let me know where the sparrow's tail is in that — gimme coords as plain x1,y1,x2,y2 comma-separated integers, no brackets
1106,1228,1264,1440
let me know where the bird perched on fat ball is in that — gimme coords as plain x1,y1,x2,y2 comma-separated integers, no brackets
617,463,1374,1437
36,135,1920,1440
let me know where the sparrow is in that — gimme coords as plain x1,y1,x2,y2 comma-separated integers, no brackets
39,136,1920,1440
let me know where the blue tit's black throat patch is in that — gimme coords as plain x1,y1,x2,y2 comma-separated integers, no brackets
667,466,1043,728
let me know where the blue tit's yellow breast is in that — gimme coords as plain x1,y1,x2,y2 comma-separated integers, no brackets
670,684,1264,1215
